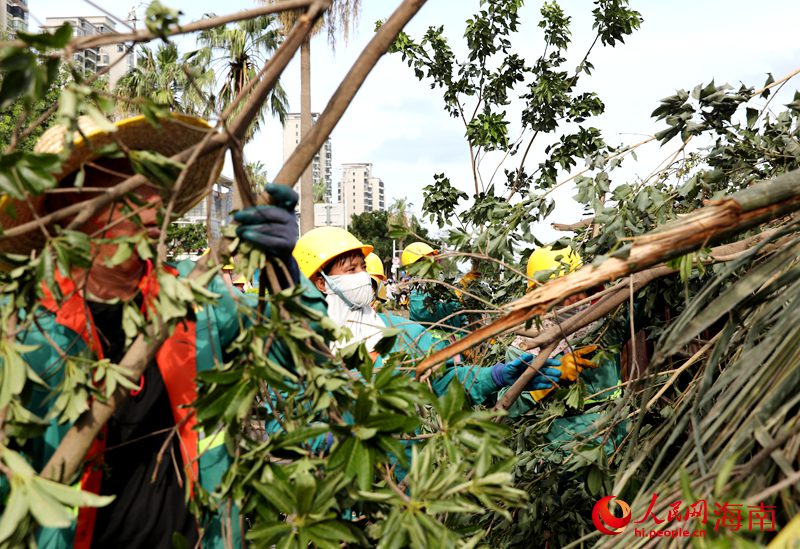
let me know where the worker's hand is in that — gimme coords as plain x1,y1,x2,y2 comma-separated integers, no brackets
234,184,299,283
491,353,561,391
551,345,600,382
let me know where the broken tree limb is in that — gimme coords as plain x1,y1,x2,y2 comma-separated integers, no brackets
415,167,800,381
494,225,785,411
552,218,594,232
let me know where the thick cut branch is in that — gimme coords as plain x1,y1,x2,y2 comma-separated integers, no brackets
415,168,800,380
41,326,163,481
494,226,783,411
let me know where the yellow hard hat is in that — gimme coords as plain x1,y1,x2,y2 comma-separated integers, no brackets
293,227,373,279
371,276,388,301
233,275,247,285
455,270,481,299
527,246,582,289
401,242,438,267
365,252,386,281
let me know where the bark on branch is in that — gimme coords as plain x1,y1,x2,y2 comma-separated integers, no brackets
552,218,594,232
415,168,800,381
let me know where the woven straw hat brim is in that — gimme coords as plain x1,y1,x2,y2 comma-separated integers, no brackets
0,113,223,267
34,112,223,216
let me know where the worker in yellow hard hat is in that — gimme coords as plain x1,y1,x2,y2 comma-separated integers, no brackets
365,252,388,307
232,274,248,292
401,241,467,333
400,241,438,267
503,244,627,459
292,228,559,404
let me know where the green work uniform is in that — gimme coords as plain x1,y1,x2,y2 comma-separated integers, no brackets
7,260,327,549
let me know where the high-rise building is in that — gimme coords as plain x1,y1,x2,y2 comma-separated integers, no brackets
338,163,384,218
42,16,135,88
282,112,333,202
369,175,385,211
2,0,29,39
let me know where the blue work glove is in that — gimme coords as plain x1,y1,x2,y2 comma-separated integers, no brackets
490,352,561,391
233,183,300,284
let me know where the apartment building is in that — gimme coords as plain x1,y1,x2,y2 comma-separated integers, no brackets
282,112,333,202
338,163,385,217
2,0,29,39
42,15,134,88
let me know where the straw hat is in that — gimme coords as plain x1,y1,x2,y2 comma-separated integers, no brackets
0,113,223,270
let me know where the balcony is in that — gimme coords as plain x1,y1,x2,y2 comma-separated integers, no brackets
8,17,27,31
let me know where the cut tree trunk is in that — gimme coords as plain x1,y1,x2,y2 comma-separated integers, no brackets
299,38,314,234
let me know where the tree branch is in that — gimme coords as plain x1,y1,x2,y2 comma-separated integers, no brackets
415,167,800,381
0,0,316,52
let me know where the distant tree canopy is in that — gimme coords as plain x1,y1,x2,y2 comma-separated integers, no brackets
349,210,392,264
350,209,439,278
167,222,207,259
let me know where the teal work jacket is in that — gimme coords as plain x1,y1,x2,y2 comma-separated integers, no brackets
10,261,327,549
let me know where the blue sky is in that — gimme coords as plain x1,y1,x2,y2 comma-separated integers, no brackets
30,0,800,239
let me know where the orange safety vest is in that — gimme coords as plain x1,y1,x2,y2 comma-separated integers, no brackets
39,265,201,549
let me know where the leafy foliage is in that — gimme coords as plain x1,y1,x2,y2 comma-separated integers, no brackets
0,12,528,548
166,222,207,259
349,210,392,263
390,1,800,546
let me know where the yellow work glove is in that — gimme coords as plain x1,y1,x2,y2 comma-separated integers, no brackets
530,345,600,402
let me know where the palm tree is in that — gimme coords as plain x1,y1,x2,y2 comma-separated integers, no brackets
114,42,211,118
197,15,289,141
313,179,327,203
388,197,413,248
271,0,361,235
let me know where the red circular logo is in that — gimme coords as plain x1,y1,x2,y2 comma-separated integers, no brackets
592,496,632,535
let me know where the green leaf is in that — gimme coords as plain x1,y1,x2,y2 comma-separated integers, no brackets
0,481,29,543
17,23,73,49
252,480,295,515
27,479,74,529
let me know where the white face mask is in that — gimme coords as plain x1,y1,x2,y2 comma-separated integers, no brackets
321,271,385,352
323,271,375,310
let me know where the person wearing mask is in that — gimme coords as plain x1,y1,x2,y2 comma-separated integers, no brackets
401,242,468,334
0,113,325,549
293,228,562,406
365,252,389,310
